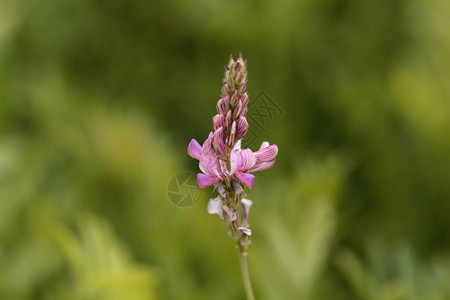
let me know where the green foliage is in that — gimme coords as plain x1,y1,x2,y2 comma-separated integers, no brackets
1,0,450,299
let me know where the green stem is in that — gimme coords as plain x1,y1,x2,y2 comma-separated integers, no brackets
238,245,255,300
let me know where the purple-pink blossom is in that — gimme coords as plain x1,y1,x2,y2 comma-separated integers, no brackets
187,54,278,191
188,137,278,189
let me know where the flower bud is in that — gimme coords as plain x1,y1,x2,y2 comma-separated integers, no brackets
232,101,243,119
230,64,236,77
238,227,252,236
213,114,225,130
241,198,253,222
236,116,248,140
230,90,239,107
241,107,248,117
234,62,242,73
240,93,249,109
228,55,235,69
228,77,235,92
221,84,229,97
225,110,232,130
238,80,247,96
235,71,242,84
223,95,231,112
216,99,224,114
232,180,244,195
238,53,244,64
228,121,236,147
224,69,230,82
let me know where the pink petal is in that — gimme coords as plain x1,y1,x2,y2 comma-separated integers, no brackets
249,160,275,172
225,111,232,129
202,132,214,156
236,116,248,140
238,149,256,171
199,132,221,177
199,155,220,178
212,127,227,157
230,150,239,175
258,141,270,150
216,99,224,114
187,139,202,160
197,173,220,189
240,93,249,108
253,144,278,162
213,114,225,130
235,172,255,189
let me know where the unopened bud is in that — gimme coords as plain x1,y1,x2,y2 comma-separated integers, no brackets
230,90,239,107
238,80,247,96
216,98,224,114
241,107,248,117
238,227,252,236
228,55,235,69
232,180,244,195
228,121,236,147
223,95,231,112
241,198,253,221
230,64,236,77
225,110,232,130
234,62,242,73
228,77,235,92
213,114,225,130
221,84,229,97
236,116,248,140
238,53,244,64
232,101,243,119
235,70,242,83
240,93,249,108
224,69,230,82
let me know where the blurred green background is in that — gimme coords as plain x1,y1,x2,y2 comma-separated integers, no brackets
1,0,450,299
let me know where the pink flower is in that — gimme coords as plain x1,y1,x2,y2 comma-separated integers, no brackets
188,136,278,190
230,141,278,189
187,54,278,191
188,133,223,188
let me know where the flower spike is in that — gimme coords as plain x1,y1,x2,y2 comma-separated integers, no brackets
186,54,278,300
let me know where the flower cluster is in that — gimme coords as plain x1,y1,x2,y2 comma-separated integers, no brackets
188,55,278,191
187,54,278,243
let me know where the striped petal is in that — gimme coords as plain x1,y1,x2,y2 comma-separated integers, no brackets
197,173,220,189
213,127,227,157
238,149,256,171
235,116,248,140
235,172,255,189
249,160,275,172
253,143,278,162
199,132,221,177
212,114,225,130
187,139,202,160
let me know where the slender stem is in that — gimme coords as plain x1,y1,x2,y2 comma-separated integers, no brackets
238,245,255,300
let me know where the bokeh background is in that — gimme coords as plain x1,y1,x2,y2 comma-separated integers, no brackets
1,0,450,299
